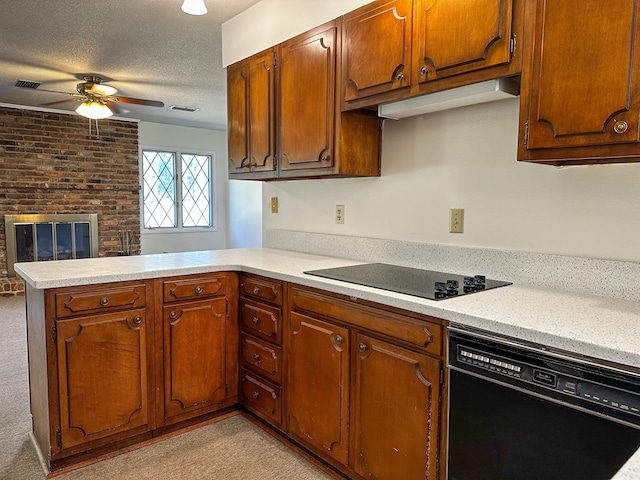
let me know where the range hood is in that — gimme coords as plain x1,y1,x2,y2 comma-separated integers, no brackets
378,78,519,120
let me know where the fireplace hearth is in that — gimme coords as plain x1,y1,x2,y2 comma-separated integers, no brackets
5,214,99,277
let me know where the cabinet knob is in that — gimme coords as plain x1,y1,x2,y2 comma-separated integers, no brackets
420,65,428,76
169,311,177,319
252,391,260,399
253,353,261,361
614,121,628,134
335,335,344,345
133,316,142,325
252,316,260,324
253,286,261,295
194,286,203,294
358,342,367,352
100,297,109,306
397,72,404,82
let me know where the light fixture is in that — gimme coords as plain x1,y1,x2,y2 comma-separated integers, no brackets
181,0,207,15
75,99,113,120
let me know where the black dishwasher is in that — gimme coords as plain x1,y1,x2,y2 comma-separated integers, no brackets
447,326,640,480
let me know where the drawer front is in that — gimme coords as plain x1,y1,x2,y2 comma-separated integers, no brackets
240,299,282,344
240,333,282,383
290,286,443,356
55,283,146,319
241,370,282,425
163,275,227,302
240,275,282,306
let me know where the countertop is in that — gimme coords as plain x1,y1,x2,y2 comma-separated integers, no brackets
15,247,640,479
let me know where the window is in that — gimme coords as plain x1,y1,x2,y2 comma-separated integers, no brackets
141,149,215,230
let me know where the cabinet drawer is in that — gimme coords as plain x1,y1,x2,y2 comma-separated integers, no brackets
241,369,282,425
55,283,146,319
240,275,282,306
240,333,282,383
240,299,282,344
290,286,443,356
163,275,227,302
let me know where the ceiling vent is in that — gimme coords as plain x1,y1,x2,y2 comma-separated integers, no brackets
169,105,200,113
15,79,41,89
378,78,519,119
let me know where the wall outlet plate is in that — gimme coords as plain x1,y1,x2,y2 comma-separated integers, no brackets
450,208,464,233
336,205,345,224
271,197,278,214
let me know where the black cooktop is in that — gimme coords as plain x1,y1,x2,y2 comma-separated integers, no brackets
304,263,512,301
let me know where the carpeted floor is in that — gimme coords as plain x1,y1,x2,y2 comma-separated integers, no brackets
0,295,333,480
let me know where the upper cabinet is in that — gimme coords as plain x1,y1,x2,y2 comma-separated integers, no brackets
227,49,277,179
342,0,523,110
227,20,382,181
518,0,640,165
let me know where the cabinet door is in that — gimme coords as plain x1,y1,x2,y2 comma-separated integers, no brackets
342,0,413,102
227,50,276,177
162,298,228,422
519,0,640,163
414,0,514,83
279,22,337,172
56,309,150,449
352,334,442,480
287,312,350,466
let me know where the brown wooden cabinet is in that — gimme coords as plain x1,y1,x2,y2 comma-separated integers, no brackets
227,19,382,181
239,274,285,428
342,0,523,110
159,273,239,425
352,334,442,480
286,284,446,479
518,0,640,165
227,49,277,179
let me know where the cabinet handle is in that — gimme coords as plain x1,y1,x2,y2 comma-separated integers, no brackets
614,121,628,134
335,335,344,345
194,286,203,294
253,353,261,361
252,391,260,399
253,286,261,295
169,311,177,319
133,316,142,325
397,72,404,82
420,65,427,76
358,342,367,352
100,297,109,306
252,316,260,324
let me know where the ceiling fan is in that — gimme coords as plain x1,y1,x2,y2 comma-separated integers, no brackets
19,75,165,119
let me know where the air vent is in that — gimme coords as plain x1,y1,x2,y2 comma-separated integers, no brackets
169,105,200,113
15,79,41,89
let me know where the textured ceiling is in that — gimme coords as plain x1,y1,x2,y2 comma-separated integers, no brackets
0,0,262,130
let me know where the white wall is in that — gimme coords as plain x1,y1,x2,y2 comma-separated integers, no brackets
263,99,640,262
225,0,640,263
138,122,230,254
222,0,371,66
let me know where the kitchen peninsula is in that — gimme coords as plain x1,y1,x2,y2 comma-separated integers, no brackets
16,246,640,479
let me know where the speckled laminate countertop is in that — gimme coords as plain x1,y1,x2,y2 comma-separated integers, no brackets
15,247,640,478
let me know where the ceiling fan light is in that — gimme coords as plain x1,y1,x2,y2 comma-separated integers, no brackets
76,100,113,120
181,0,207,15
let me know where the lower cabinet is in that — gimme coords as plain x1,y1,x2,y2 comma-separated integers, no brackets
284,284,446,480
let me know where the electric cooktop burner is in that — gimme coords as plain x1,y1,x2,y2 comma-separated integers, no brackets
304,263,512,301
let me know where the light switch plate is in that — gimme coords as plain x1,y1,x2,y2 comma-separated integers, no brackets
271,197,278,214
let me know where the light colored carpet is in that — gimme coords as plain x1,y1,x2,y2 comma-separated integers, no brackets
0,295,333,480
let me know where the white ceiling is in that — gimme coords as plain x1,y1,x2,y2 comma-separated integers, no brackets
0,0,262,130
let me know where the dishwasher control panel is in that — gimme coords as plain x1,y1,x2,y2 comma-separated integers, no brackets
450,329,640,428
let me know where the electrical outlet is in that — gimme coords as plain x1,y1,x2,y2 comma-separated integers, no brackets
271,197,278,214
450,208,464,233
336,205,345,224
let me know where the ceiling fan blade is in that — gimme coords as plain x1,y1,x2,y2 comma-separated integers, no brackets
112,96,164,108
40,98,79,106
106,101,130,115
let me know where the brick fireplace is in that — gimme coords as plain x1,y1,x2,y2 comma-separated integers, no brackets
0,106,140,296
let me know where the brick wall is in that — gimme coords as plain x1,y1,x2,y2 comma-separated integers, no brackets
0,106,140,295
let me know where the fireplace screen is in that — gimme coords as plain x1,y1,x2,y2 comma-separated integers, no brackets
5,214,98,277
